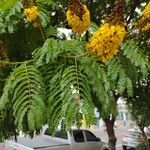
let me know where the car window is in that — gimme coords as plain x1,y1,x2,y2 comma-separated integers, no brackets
84,130,98,142
73,130,84,143
126,131,141,138
44,128,68,139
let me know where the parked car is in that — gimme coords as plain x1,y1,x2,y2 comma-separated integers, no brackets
44,128,108,150
5,128,108,150
122,128,150,150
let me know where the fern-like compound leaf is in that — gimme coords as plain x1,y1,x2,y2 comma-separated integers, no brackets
1,63,46,134
121,40,149,76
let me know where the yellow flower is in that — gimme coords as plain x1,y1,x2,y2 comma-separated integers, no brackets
143,2,150,18
142,23,150,31
24,6,39,22
86,23,126,63
66,5,90,34
136,2,150,32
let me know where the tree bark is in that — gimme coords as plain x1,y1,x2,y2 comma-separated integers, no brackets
104,117,117,150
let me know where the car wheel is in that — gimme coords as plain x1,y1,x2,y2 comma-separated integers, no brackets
122,145,127,150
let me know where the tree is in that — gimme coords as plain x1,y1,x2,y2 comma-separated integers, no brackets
0,0,150,149
127,74,150,149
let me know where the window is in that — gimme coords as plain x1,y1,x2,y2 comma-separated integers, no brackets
44,128,68,139
73,130,84,143
84,130,99,142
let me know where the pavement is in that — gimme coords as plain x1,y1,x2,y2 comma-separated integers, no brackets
89,125,128,150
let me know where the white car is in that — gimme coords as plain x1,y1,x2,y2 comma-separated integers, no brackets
5,128,108,150
122,128,150,150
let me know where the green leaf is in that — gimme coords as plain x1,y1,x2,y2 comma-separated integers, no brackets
0,63,46,134
0,0,18,10
47,64,94,132
80,58,113,117
89,22,99,32
121,40,149,76
36,0,55,5
107,57,134,97
33,38,85,66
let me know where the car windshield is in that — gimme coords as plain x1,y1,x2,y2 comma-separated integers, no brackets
84,130,99,142
44,128,68,139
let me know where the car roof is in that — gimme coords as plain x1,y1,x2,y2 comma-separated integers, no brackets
128,128,141,133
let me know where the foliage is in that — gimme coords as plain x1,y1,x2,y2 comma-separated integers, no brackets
0,106,17,142
47,64,94,133
0,1,23,33
0,63,46,135
0,0,19,10
33,38,85,66
137,143,149,150
121,40,149,76
80,58,117,117
0,0,149,141
127,75,150,127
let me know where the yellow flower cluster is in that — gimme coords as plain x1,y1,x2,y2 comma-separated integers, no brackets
66,5,90,34
136,2,150,32
142,2,150,31
24,6,39,22
142,23,150,31
143,2,150,18
86,23,126,63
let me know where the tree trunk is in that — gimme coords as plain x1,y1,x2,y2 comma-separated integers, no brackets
104,117,117,150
